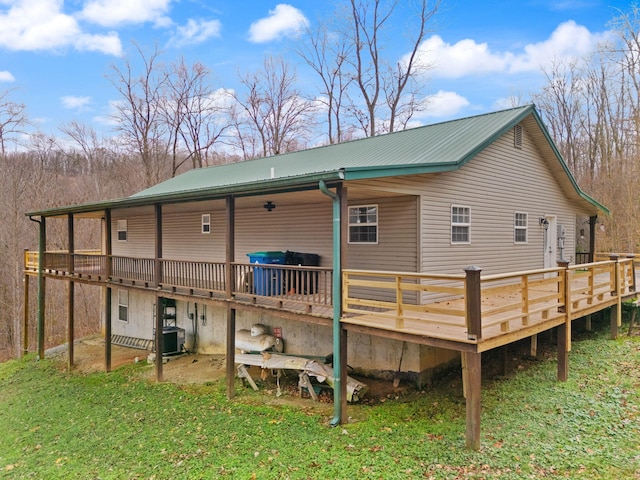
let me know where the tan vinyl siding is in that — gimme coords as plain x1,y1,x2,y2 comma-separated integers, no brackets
111,209,156,258
162,210,226,261
233,202,333,264
419,124,589,275
345,196,418,273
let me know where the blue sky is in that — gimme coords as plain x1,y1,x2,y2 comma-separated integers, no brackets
0,0,630,142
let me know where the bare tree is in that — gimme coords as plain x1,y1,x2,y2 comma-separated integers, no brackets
164,58,232,174
299,23,353,144
0,89,30,153
232,57,316,158
108,44,170,187
346,0,440,137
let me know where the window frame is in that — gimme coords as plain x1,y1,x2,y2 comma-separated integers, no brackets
514,212,528,244
451,205,471,244
117,289,129,323
201,214,211,234
348,204,379,244
116,219,128,242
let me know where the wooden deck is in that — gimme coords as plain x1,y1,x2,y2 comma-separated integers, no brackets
25,251,635,353
341,259,634,352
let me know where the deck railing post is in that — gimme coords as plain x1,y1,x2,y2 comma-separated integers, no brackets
464,266,482,341
557,260,569,314
626,254,636,292
609,254,619,297
610,254,621,339
557,259,571,355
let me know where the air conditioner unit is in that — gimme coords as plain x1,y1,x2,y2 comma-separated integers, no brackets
162,326,185,356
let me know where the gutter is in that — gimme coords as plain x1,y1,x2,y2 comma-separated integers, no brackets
319,180,342,427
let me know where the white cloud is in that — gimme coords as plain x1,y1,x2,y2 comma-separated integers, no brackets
0,70,15,82
61,95,92,111
78,0,172,28
248,4,309,43
419,91,470,118
0,0,122,55
413,36,511,78
411,21,608,79
509,20,609,73
170,18,221,47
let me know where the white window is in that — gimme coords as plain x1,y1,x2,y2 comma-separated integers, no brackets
349,205,378,244
451,206,470,244
117,290,128,323
514,212,528,243
116,219,127,242
201,214,211,234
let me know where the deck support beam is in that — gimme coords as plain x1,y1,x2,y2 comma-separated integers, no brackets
462,351,481,450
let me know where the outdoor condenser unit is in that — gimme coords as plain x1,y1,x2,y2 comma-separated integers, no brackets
162,326,185,356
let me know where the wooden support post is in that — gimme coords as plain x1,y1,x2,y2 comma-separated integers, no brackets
225,195,237,400
585,314,592,331
154,205,163,289
463,351,481,450
104,209,112,279
225,195,235,299
105,287,112,373
22,273,29,357
37,217,46,360
461,352,467,399
67,282,74,371
530,334,538,358
155,294,163,382
588,216,597,263
464,266,482,341
557,322,568,382
610,306,618,340
501,345,509,376
67,213,74,370
226,306,236,399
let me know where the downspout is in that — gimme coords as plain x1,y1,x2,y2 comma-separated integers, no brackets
319,180,342,427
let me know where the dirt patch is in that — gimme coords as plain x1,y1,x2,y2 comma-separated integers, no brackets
46,336,416,402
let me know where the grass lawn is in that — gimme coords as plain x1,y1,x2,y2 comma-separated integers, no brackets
1,316,639,479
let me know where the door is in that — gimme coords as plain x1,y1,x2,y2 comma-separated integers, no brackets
543,215,557,269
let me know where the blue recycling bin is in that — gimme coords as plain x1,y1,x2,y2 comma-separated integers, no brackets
247,251,286,296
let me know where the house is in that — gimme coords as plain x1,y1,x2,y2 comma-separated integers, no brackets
26,105,624,450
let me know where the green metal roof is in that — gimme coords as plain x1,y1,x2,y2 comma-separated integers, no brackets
25,104,608,217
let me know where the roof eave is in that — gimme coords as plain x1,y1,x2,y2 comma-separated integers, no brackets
25,171,345,218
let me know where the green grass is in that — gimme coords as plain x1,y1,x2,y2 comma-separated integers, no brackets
1,319,639,479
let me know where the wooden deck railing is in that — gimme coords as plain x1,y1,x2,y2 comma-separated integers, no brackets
25,250,333,312
343,257,636,344
24,250,636,334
